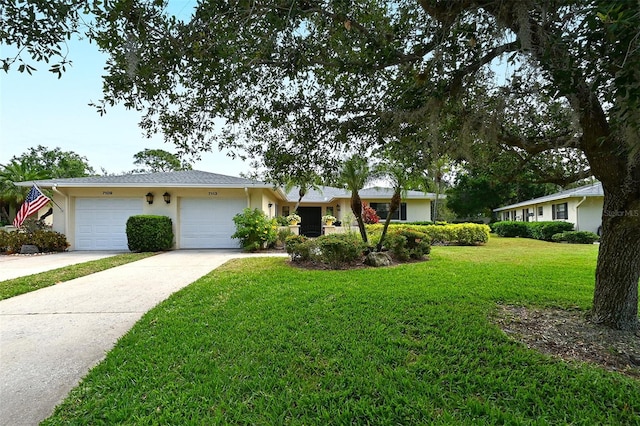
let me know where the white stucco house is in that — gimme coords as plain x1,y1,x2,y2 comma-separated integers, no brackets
493,182,604,235
14,170,437,250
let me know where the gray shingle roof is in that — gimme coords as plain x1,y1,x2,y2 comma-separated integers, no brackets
494,182,603,212
19,170,270,188
285,186,437,203
19,171,436,202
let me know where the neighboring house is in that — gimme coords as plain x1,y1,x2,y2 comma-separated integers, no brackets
283,186,436,238
15,170,436,250
493,182,604,235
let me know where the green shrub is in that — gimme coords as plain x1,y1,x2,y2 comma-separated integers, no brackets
0,228,69,253
552,231,600,244
491,221,530,238
528,221,575,241
231,208,277,252
449,223,490,245
314,234,367,269
275,216,289,226
276,227,294,247
126,215,174,252
285,235,312,262
31,229,69,252
384,229,431,261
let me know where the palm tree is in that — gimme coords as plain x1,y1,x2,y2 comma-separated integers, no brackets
0,160,50,223
375,161,417,252
338,156,371,243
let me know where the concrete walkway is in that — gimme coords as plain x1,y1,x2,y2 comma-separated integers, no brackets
0,250,286,426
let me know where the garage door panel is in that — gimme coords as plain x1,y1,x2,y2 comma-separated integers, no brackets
75,198,142,250
180,198,245,249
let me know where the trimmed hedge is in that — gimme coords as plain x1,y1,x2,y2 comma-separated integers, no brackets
492,220,575,241
552,231,600,244
368,223,490,246
0,229,69,253
527,221,575,241
126,215,174,252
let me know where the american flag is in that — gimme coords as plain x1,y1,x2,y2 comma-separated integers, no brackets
13,185,51,228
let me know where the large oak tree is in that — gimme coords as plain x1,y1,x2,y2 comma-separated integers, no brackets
3,0,638,329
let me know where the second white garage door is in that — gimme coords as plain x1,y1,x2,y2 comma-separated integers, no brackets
76,198,143,250
180,198,246,249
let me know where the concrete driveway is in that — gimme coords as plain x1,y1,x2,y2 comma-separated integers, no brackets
0,250,287,426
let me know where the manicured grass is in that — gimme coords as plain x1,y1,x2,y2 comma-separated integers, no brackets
44,238,639,424
0,252,157,300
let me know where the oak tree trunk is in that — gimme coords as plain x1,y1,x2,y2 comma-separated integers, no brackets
591,189,640,331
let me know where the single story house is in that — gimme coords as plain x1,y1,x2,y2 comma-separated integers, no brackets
14,170,437,250
493,182,604,235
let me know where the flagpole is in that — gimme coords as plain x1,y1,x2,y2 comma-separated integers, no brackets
34,181,64,212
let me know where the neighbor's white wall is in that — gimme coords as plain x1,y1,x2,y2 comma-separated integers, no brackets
406,199,431,222
577,197,603,233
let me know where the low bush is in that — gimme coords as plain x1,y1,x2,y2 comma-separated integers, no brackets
491,221,530,238
314,234,367,269
0,228,69,253
528,221,575,241
552,231,600,244
384,229,431,261
126,215,174,252
276,227,294,248
231,208,277,252
285,235,312,262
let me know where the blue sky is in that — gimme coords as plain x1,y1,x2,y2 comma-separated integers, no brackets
0,1,251,177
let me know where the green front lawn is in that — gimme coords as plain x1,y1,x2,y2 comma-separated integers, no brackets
44,238,639,424
0,252,157,300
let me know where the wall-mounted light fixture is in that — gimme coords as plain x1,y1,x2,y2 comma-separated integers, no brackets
146,192,154,205
268,203,273,217
336,204,341,212
163,192,171,204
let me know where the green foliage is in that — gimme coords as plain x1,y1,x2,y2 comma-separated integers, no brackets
369,223,490,246
384,229,431,261
491,221,531,238
528,221,575,241
126,215,173,252
276,227,294,247
314,234,368,269
12,145,94,178
0,228,68,253
493,221,575,241
231,208,277,252
552,231,600,244
284,235,311,262
275,216,289,226
132,148,192,173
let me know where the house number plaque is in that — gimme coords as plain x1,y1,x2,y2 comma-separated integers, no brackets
208,192,218,196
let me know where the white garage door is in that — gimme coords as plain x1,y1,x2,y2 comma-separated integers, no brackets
75,198,143,250
180,198,246,248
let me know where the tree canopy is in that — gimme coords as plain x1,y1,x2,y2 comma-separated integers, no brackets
132,148,192,173
3,0,639,329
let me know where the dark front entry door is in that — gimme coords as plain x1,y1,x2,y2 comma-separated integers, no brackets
298,207,322,237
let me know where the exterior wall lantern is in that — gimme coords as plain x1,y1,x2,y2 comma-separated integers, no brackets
163,192,171,204
336,204,341,212
145,192,154,205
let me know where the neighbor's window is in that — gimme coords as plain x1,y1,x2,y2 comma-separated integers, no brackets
538,206,543,216
552,202,568,220
369,202,407,220
326,206,334,216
